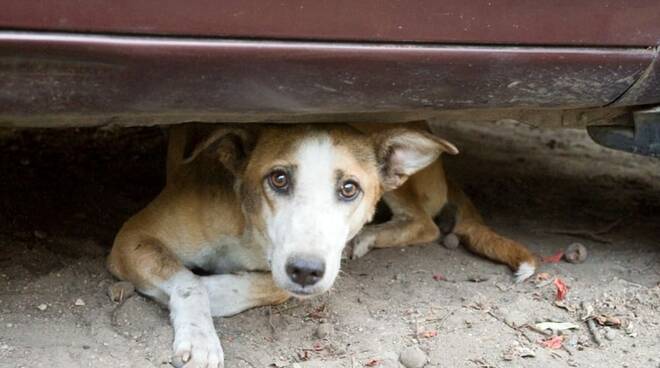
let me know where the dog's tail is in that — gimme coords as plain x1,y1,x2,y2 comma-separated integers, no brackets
437,180,538,283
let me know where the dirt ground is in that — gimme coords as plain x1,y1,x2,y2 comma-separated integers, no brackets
1,120,659,368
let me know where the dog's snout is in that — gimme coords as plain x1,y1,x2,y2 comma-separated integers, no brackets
285,257,326,287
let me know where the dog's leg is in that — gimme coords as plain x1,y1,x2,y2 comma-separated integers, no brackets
351,190,440,259
108,236,224,368
448,182,538,283
202,272,290,317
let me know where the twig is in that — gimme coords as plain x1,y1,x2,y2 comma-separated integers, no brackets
586,319,603,347
486,310,533,343
428,307,458,328
110,291,128,327
525,323,553,336
267,306,277,335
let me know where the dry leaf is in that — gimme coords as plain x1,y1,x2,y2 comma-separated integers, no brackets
554,278,568,301
596,315,622,327
543,251,564,264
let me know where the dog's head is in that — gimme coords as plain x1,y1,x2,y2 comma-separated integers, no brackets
185,124,457,297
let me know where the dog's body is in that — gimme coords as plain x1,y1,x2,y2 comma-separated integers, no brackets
348,122,537,281
107,122,536,368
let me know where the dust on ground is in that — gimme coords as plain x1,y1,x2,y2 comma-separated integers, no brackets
0,120,659,368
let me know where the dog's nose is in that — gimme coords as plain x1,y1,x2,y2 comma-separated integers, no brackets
285,257,326,287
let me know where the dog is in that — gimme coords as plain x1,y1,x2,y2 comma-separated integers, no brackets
348,122,537,282
107,122,466,368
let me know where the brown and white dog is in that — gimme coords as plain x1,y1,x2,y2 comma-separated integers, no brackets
107,122,536,368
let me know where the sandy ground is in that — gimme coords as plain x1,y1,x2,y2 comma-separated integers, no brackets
0,120,659,368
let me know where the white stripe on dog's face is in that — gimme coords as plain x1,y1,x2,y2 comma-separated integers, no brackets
262,134,376,296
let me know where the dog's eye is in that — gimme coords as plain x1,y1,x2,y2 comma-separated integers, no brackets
268,169,290,192
338,180,360,201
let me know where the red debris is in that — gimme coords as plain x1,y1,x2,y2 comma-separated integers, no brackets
553,278,569,301
543,250,564,264
432,273,446,281
365,359,381,367
419,330,438,338
540,335,564,349
312,341,324,351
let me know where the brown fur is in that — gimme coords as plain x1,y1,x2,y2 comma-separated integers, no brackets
351,122,538,275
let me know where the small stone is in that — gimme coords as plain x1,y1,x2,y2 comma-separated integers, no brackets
443,233,460,249
467,275,490,283
565,243,588,264
37,304,48,311
315,323,333,339
108,281,136,303
604,327,616,341
400,346,427,368
170,356,185,368
6,323,13,328
74,298,86,306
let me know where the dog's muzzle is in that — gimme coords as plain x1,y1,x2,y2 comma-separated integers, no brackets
285,256,326,288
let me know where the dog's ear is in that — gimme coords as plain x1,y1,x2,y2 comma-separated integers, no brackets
374,129,458,191
182,127,257,175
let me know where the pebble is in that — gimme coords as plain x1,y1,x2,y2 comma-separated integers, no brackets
108,281,136,303
37,303,48,311
467,275,490,283
400,346,427,368
565,243,588,264
566,334,579,348
170,355,185,368
604,327,616,341
442,233,460,249
315,323,333,339
74,298,86,306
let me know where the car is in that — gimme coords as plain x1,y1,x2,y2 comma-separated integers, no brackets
1,1,659,156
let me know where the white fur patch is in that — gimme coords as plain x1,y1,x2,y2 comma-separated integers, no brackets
266,134,373,296
163,271,223,367
514,261,535,283
203,273,273,317
350,230,376,259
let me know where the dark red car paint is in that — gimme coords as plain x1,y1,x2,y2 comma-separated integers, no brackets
0,1,659,127
2,0,659,46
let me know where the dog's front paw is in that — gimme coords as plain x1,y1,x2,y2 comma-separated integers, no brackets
172,323,224,368
350,231,376,260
